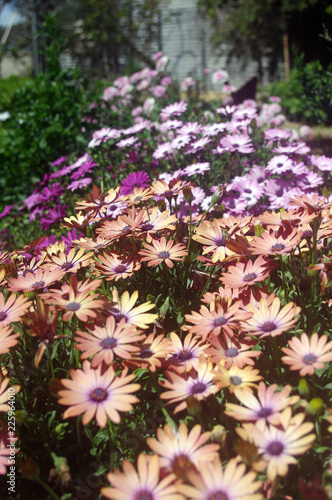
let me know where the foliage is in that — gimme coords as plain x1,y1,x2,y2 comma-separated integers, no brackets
267,56,332,125
0,76,32,112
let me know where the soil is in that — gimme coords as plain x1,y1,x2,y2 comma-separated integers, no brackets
305,137,332,157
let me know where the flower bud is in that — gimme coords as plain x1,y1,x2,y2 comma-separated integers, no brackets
306,397,325,416
298,378,310,397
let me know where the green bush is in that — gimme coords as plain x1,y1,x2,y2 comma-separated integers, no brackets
0,75,32,112
268,56,332,125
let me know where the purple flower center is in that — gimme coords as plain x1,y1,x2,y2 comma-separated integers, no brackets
140,348,153,358
208,492,229,500
178,349,193,361
243,272,257,282
32,281,46,289
90,387,108,402
158,251,170,259
302,230,313,238
101,338,117,349
140,223,154,232
215,238,226,247
112,311,127,323
225,347,238,358
267,441,284,456
0,311,7,322
271,243,285,252
134,196,143,202
214,317,227,326
261,321,276,332
115,264,128,274
230,375,242,385
257,407,273,418
191,381,207,395
303,353,317,365
135,491,154,500
67,302,81,312
244,188,252,194
61,262,74,271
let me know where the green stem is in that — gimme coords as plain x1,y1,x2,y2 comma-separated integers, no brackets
271,337,282,381
11,348,28,407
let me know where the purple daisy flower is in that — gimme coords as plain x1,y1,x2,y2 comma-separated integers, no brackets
120,171,150,195
67,178,93,192
0,204,15,220
40,205,67,230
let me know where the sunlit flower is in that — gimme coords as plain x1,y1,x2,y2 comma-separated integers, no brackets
43,248,94,274
0,325,20,354
44,286,105,322
0,373,20,412
121,171,150,195
220,256,277,289
0,293,31,326
161,100,187,120
7,267,66,293
124,332,174,372
167,332,209,374
139,237,188,268
160,355,219,414
58,361,140,426
226,382,300,426
237,408,315,481
193,219,236,263
241,296,301,338
72,235,113,252
213,364,262,393
289,193,331,214
281,332,332,376
147,423,219,477
75,185,120,216
74,317,144,367
249,226,303,256
101,453,185,500
177,456,262,500
94,251,141,281
204,335,262,369
107,289,158,329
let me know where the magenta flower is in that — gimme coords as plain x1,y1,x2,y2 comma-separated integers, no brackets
41,205,68,230
121,171,150,195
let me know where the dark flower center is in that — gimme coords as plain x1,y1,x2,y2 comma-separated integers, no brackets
171,453,193,476
134,196,143,202
208,492,229,500
260,321,276,332
267,441,284,456
302,230,313,238
67,302,81,311
121,225,131,233
115,264,128,273
244,188,252,194
257,407,273,418
178,349,193,361
271,243,285,252
61,262,74,271
225,347,238,358
140,223,154,232
191,381,207,394
214,317,227,326
243,272,257,282
135,491,153,500
158,251,170,259
32,281,46,289
215,238,226,247
112,311,127,323
90,387,108,402
0,311,7,321
101,338,117,349
140,348,153,358
230,375,242,385
303,353,317,365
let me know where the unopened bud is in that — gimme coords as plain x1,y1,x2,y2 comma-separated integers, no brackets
211,185,225,206
307,397,325,416
298,378,310,397
183,186,194,204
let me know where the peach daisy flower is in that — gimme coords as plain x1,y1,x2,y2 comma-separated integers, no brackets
72,235,113,252
225,382,300,426
94,251,141,281
137,207,177,242
146,423,219,477
101,453,185,500
0,292,31,326
123,332,175,372
139,237,188,268
61,211,94,230
289,193,331,214
249,226,303,256
125,186,153,205
177,456,263,500
167,332,209,374
0,325,20,354
75,185,120,215
7,267,66,292
0,426,17,475
213,364,262,394
58,360,140,426
237,408,315,481
192,219,236,263
74,317,144,367
241,296,301,338
43,248,94,274
204,335,262,369
281,332,332,376
159,355,219,414
220,256,278,289
44,287,105,322
107,289,158,329
0,373,20,412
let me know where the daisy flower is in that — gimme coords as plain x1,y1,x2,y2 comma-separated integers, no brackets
146,423,219,477
44,287,105,322
74,317,144,367
44,248,94,274
213,364,262,394
160,100,188,120
0,426,17,475
204,335,262,369
0,293,32,326
226,382,300,426
124,333,174,372
249,227,303,256
159,355,219,414
0,373,20,412
121,171,150,195
0,325,20,354
7,267,66,293
192,219,236,263
125,187,153,206
241,297,301,338
281,332,332,376
237,408,315,481
167,332,209,374
107,290,158,329
94,252,141,281
58,361,140,427
137,207,177,242
220,256,277,289
72,235,112,252
177,456,262,500
139,237,188,268
101,453,185,500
